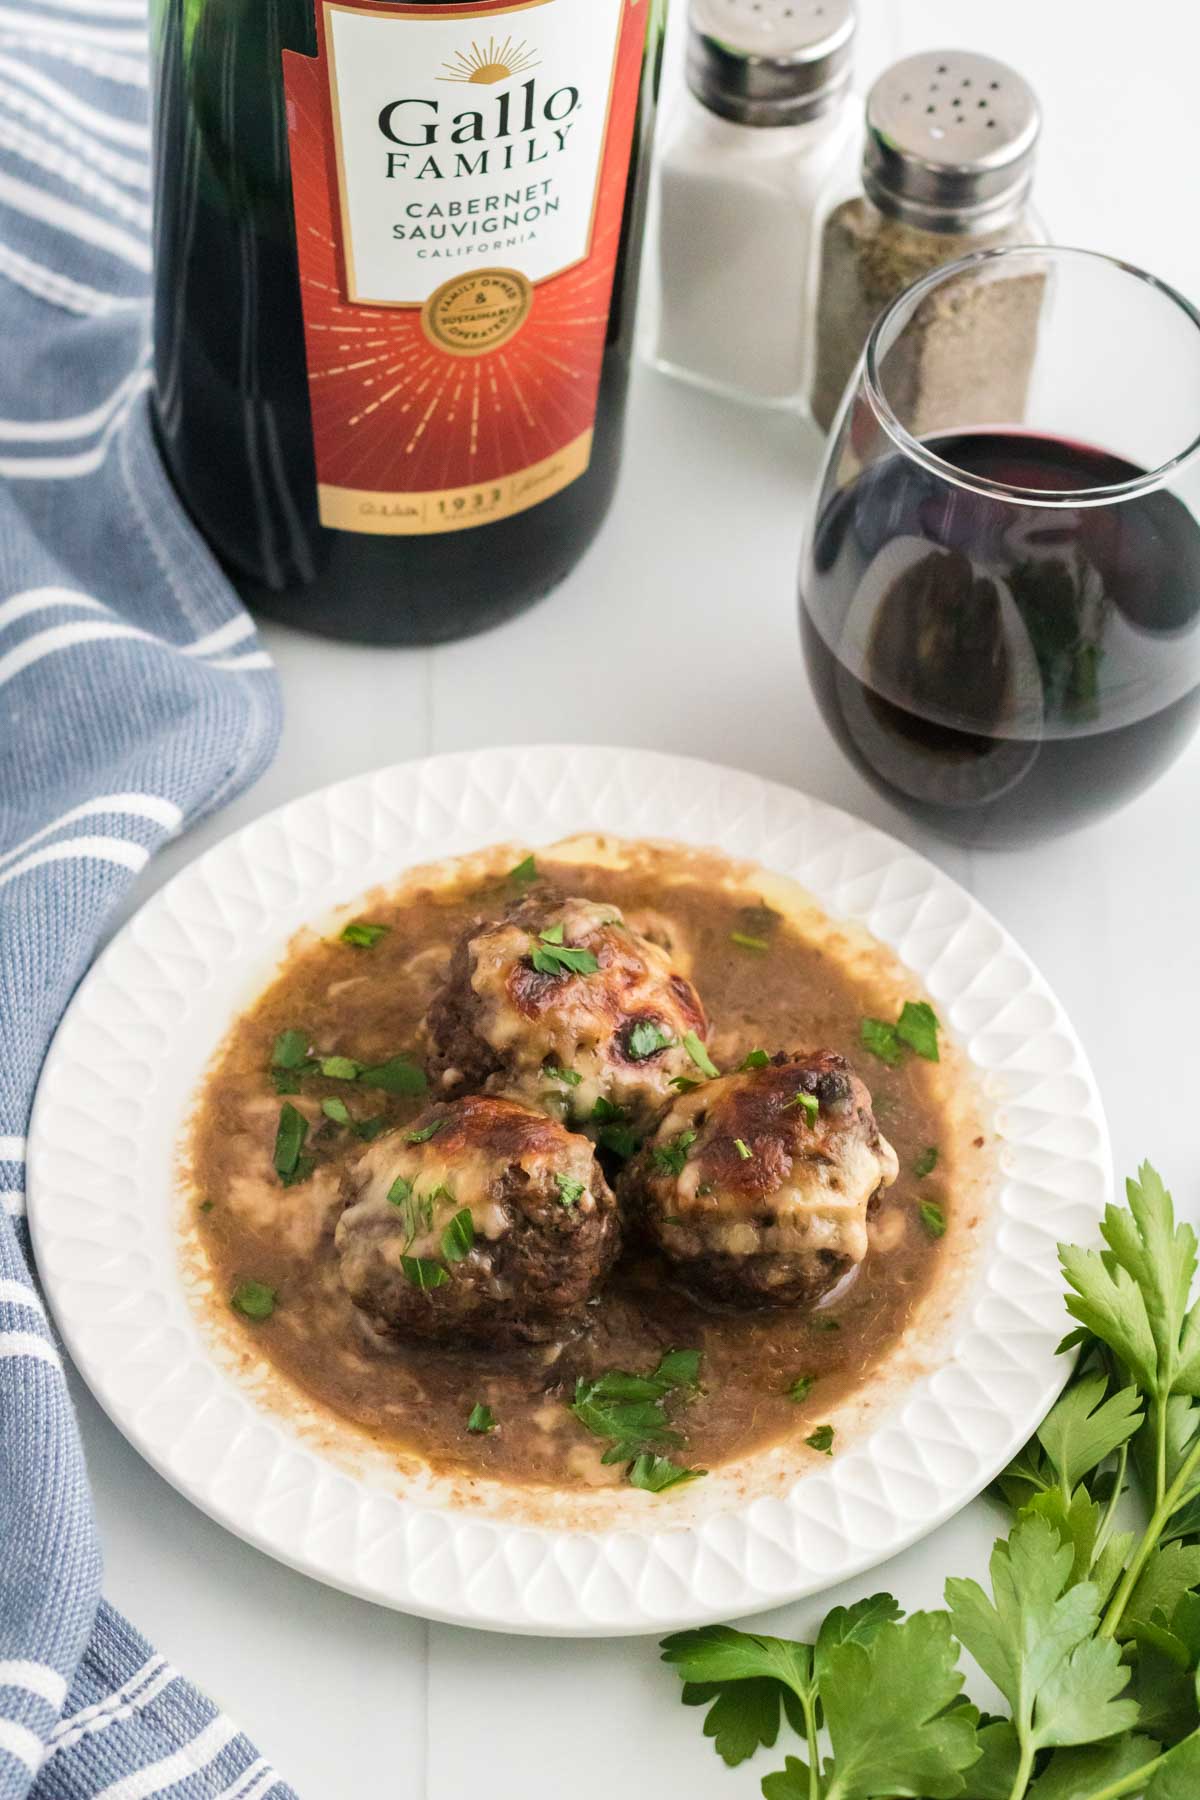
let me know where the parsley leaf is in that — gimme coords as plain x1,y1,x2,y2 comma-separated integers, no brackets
321,1096,351,1125
543,1063,581,1087
669,1076,702,1093
629,1454,706,1492
555,1173,585,1208
786,1375,815,1404
946,1513,1138,1775
897,999,941,1061
784,1090,819,1124
231,1279,276,1320
652,1129,697,1177
734,1137,752,1161
738,1049,772,1071
441,1208,474,1262
860,1017,903,1066
340,921,389,948
626,1020,675,1060
273,1102,308,1182
1034,1372,1144,1497
407,1118,446,1144
530,924,600,977
571,1350,701,1482
358,1055,427,1095
318,1055,360,1081
919,1200,947,1238
271,1029,309,1070
915,1145,939,1178
806,1424,834,1455
467,1402,495,1434
400,1255,448,1292
730,932,770,953
591,1101,640,1158
508,854,537,884
355,1115,388,1142
682,1031,719,1078
816,1611,980,1800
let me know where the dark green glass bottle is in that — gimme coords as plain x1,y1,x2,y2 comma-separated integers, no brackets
148,0,664,643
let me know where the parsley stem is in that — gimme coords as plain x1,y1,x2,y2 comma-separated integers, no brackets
796,1686,822,1800
1100,1428,1200,1639
1076,1727,1200,1800
1093,1439,1128,1557
1007,1738,1036,1800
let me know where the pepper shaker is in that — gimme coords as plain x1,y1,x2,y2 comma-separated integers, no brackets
649,0,859,408
810,50,1048,433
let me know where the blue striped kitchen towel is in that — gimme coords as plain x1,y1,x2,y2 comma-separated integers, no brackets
0,0,297,1794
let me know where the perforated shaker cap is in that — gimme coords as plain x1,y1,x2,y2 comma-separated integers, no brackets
686,0,856,128
864,51,1041,233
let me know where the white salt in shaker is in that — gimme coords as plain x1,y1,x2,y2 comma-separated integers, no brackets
649,0,858,408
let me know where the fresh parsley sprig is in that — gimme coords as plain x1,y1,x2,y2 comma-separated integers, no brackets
659,1161,1200,1800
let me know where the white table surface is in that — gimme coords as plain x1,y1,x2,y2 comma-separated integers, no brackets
73,1,1200,1794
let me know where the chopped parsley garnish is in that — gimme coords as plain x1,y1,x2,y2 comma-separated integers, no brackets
897,1000,940,1062
441,1208,475,1262
508,853,537,884
783,1090,819,1125
543,1063,582,1088
591,1096,640,1159
682,1031,719,1078
340,921,389,949
358,1055,427,1095
734,1137,752,1161
914,1145,939,1178
806,1424,835,1455
273,1103,309,1183
231,1280,276,1321
401,1256,448,1292
737,1048,771,1071
387,1176,412,1206
530,922,600,977
628,1454,707,1493
555,1173,585,1208
669,1076,702,1093
355,1115,388,1142
467,1403,496,1434
860,1017,903,1066
199,1199,214,1214
321,1096,351,1125
653,1129,697,1178
318,1055,360,1081
730,932,770,954
626,1019,675,1060
861,1001,941,1067
786,1375,815,1404
271,1029,309,1070
571,1348,702,1481
406,1118,446,1144
919,1200,947,1238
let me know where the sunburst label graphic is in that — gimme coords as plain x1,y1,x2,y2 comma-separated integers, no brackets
437,36,539,84
283,0,646,536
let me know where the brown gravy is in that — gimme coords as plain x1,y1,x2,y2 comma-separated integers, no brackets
185,839,990,1496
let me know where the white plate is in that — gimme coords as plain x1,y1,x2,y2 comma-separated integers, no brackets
29,746,1110,1636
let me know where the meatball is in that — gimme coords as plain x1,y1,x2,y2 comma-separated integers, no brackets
425,890,708,1137
622,1051,899,1309
335,1093,619,1345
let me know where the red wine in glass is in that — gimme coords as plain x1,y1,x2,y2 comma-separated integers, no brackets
802,430,1200,847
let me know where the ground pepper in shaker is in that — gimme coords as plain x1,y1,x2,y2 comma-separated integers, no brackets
810,50,1047,434
650,0,858,407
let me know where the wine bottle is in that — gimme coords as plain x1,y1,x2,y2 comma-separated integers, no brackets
149,0,664,644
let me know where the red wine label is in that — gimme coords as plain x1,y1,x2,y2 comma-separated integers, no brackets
283,0,647,536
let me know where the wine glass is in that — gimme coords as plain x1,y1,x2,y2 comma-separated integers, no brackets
800,245,1200,847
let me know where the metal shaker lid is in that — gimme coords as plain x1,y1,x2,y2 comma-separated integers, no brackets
686,0,856,128
864,51,1041,233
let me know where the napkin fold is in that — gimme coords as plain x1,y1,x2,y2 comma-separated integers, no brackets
0,2,298,1794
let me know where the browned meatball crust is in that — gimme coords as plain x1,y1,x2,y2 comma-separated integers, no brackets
621,1051,899,1309
335,1094,619,1345
425,890,708,1136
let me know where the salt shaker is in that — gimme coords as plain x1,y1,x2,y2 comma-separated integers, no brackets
810,50,1047,433
650,0,858,407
